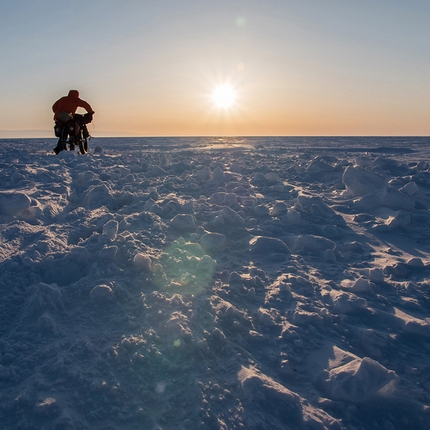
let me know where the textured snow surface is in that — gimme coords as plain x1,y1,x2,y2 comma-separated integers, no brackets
1,136,430,429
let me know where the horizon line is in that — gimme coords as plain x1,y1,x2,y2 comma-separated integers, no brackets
0,131,429,139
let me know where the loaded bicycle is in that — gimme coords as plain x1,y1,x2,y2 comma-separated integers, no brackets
53,112,93,155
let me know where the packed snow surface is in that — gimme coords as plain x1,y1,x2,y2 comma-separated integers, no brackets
1,136,430,429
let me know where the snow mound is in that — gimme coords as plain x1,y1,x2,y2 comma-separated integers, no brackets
25,282,63,316
0,192,31,215
170,214,196,232
331,291,368,314
215,206,245,227
133,253,152,271
200,232,226,252
320,350,398,402
342,165,387,197
239,366,303,425
83,183,114,209
239,366,342,429
102,219,118,240
399,181,418,196
249,236,290,255
288,234,335,256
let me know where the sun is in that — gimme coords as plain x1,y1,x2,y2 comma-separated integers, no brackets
211,83,237,109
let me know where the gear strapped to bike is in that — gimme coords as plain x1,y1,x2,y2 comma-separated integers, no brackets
53,112,94,155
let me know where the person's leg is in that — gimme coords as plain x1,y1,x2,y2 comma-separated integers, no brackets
53,122,67,154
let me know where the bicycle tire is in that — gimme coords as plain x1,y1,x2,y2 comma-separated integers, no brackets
79,138,87,154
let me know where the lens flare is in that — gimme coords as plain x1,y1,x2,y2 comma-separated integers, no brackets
153,238,216,295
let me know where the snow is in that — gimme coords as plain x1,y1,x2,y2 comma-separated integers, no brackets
1,136,430,429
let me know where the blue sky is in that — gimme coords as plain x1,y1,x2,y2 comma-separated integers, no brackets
1,0,429,137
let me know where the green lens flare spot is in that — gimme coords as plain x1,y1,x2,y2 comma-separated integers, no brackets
153,238,216,295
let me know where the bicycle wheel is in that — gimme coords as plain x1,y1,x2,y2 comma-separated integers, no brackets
78,137,87,154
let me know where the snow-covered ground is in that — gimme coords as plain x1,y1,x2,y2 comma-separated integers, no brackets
1,136,430,430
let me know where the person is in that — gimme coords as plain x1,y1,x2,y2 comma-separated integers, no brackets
52,89,94,121
52,90,95,154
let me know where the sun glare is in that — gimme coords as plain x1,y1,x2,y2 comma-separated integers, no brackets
212,84,237,109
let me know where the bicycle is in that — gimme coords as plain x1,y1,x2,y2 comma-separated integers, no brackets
53,112,93,155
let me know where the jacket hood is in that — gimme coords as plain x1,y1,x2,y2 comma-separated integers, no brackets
68,90,79,98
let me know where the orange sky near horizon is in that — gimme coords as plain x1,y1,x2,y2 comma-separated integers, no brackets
1,1,429,138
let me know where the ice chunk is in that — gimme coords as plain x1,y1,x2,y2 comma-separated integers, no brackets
270,202,288,216
0,192,31,215
399,181,418,196
209,192,226,205
407,257,424,267
324,249,336,262
37,312,58,333
102,219,118,240
133,253,152,271
254,204,270,217
360,267,385,283
25,283,63,316
382,187,415,210
286,209,301,224
148,165,167,177
351,278,375,294
221,206,244,226
331,291,367,314
320,354,398,402
200,232,226,252
342,166,386,197
386,210,411,230
239,366,302,423
288,234,335,256
211,166,226,181
170,214,196,232
249,236,290,255
265,172,280,184
84,183,114,209
307,159,334,175
224,193,238,207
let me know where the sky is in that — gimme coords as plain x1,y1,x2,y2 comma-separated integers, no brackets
1,0,429,137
